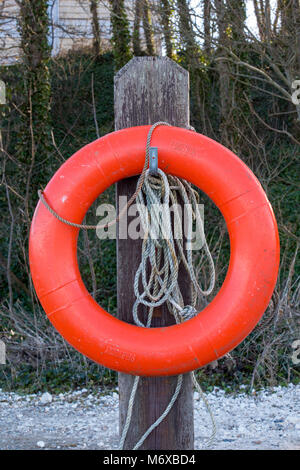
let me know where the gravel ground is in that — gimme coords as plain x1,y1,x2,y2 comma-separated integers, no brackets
0,384,299,450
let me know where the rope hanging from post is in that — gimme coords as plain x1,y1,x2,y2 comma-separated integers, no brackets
119,123,217,450
38,122,217,450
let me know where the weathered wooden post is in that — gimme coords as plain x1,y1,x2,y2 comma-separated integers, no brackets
115,56,194,450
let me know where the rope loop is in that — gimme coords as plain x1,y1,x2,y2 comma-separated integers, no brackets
38,122,217,450
119,123,217,450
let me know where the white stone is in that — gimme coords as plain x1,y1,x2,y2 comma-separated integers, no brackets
238,425,246,434
37,441,45,448
286,416,300,425
40,392,52,404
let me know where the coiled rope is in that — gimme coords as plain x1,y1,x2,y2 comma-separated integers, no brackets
38,122,217,450
119,123,216,450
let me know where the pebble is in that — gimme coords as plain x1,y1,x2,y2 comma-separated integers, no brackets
0,384,299,450
286,416,300,425
40,392,52,405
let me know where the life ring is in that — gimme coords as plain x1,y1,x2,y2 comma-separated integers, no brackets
29,125,280,376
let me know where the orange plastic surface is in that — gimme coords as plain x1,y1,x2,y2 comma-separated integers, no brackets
29,125,280,376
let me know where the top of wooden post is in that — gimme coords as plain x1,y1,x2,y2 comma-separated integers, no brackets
114,56,190,130
114,56,188,80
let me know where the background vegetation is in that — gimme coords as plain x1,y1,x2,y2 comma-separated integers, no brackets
0,0,299,394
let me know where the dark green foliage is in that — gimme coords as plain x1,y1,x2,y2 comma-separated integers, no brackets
142,0,156,55
0,52,117,393
160,0,175,59
109,0,132,71
90,0,102,58
225,0,246,42
17,0,52,167
0,360,117,394
176,0,198,53
50,51,115,156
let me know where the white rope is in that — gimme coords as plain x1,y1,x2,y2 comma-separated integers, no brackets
119,123,217,450
38,120,217,450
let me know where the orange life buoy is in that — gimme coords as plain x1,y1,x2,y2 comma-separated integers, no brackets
29,125,280,376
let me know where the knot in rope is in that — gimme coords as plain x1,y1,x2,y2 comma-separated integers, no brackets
179,305,198,321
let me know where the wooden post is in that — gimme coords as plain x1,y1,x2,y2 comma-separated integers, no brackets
115,57,194,450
